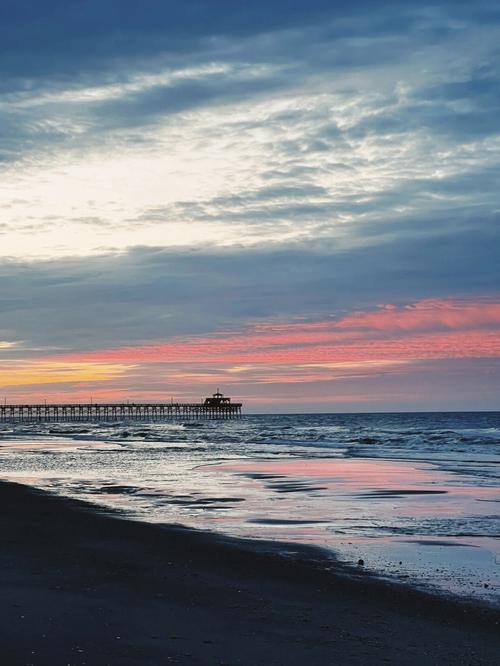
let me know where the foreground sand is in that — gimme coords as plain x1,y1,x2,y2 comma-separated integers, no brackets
0,482,498,665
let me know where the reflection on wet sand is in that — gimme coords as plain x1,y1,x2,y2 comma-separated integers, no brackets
206,458,499,602
1,413,498,604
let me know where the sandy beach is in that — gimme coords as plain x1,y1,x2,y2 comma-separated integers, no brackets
0,481,498,666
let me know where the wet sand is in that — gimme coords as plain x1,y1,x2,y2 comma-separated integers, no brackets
0,481,498,665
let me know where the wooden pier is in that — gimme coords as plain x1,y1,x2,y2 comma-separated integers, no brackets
0,391,242,423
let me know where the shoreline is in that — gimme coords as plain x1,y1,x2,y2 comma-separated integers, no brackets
0,480,498,665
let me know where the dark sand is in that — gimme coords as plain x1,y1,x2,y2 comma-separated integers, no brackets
0,482,498,665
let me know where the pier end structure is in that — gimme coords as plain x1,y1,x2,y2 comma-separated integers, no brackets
0,391,242,423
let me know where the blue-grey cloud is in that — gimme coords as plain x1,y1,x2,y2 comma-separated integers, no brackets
2,1,499,158
0,1,377,87
1,208,499,354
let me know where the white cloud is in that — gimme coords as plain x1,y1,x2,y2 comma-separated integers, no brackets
0,6,499,259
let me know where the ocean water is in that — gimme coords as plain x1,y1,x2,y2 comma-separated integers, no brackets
0,412,499,604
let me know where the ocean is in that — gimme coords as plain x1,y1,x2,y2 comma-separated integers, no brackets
0,412,498,605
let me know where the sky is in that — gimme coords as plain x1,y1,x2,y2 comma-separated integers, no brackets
1,0,500,411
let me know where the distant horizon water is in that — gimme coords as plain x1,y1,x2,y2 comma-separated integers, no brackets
2,400,500,415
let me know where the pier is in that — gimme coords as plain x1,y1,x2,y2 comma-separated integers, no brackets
0,391,242,423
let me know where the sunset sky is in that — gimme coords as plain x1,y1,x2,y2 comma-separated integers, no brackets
1,1,500,411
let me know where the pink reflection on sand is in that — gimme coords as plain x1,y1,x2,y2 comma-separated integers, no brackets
217,458,435,484
0,438,116,452
211,458,499,516
0,439,83,451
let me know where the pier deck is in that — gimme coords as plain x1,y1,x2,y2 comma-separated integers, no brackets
0,392,242,423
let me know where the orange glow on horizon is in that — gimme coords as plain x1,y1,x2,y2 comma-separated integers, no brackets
0,361,134,388
1,297,500,400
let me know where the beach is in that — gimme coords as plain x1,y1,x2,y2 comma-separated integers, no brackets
0,480,498,666
1,413,498,604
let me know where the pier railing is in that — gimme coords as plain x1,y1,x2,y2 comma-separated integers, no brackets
0,401,242,423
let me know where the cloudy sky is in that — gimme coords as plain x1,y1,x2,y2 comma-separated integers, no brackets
1,0,500,411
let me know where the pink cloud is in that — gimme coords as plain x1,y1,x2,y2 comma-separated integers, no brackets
336,299,500,333
51,297,500,367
